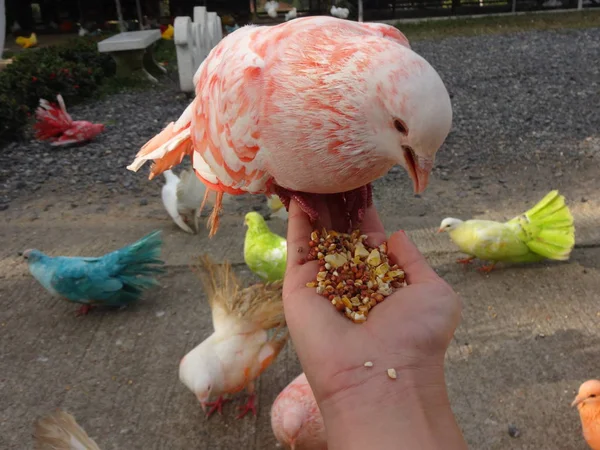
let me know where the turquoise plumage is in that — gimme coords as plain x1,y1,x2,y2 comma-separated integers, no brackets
23,230,165,315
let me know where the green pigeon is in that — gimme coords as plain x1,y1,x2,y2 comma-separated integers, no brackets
438,190,575,273
244,212,287,282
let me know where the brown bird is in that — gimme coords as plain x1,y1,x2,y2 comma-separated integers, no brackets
572,380,600,449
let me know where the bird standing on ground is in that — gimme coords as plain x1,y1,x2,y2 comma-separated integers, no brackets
271,373,327,450
34,94,105,146
244,212,287,282
572,380,600,450
266,194,288,221
162,168,229,234
16,32,37,48
330,5,350,19
179,257,288,418
127,16,451,237
284,8,297,21
33,409,102,450
22,230,165,316
438,190,575,272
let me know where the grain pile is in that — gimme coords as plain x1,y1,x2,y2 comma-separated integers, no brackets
305,229,406,323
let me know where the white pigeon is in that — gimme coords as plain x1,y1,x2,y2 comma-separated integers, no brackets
265,1,279,18
179,257,289,418
284,7,297,21
162,168,228,234
330,5,350,19
266,194,288,221
33,409,102,450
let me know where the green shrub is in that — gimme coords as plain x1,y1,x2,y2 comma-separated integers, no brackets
0,38,116,145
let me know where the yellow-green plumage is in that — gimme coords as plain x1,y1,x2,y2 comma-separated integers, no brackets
445,190,575,264
244,212,287,282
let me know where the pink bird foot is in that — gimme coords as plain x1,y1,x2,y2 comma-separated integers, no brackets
236,393,257,419
75,304,93,316
478,263,496,274
271,184,373,232
456,256,475,265
205,396,231,417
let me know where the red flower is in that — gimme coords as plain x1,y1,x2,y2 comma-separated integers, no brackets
50,73,56,80
74,85,79,89
63,68,69,74
31,76,37,82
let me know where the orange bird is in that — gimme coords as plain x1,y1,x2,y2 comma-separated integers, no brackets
573,380,600,449
127,16,452,236
179,257,289,418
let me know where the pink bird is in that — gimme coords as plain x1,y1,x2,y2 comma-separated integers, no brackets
34,94,105,146
271,372,327,450
127,17,452,236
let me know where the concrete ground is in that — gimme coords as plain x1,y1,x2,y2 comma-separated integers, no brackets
1,154,599,449
1,26,600,450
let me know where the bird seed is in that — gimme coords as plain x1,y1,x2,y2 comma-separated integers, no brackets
305,228,406,323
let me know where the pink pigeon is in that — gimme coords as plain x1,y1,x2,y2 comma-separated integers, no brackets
271,372,327,449
127,16,452,235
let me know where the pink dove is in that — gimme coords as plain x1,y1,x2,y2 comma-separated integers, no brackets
127,17,452,235
179,257,288,418
34,94,105,146
271,372,327,450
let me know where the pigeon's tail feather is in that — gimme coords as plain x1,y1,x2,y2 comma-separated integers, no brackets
33,409,102,450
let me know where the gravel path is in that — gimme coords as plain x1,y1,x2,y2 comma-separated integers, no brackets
1,27,599,209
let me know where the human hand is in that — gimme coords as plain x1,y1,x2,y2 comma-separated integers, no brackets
283,198,465,449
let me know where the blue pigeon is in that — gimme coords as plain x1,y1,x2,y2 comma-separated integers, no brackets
22,230,165,316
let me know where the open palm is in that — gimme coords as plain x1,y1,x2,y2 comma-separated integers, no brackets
282,198,462,408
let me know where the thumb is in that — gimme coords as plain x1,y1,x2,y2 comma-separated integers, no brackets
388,230,441,285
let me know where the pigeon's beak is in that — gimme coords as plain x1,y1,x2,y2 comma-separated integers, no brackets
403,148,432,195
437,228,444,233
21,249,32,259
572,395,586,408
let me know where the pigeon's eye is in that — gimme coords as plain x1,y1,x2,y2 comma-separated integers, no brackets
394,119,408,135
591,394,597,398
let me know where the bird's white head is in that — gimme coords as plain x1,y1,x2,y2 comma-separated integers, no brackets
178,351,214,410
572,380,600,409
365,42,452,194
438,218,463,233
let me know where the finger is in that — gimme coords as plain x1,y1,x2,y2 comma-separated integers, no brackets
286,199,314,267
387,230,441,284
360,205,387,247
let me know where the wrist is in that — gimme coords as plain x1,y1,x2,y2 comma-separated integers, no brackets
319,362,466,450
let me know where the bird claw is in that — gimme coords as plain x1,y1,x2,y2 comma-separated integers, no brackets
236,394,257,419
205,396,230,418
478,264,496,274
75,304,92,316
456,257,475,265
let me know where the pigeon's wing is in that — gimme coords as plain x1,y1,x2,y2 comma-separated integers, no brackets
34,409,102,450
162,174,195,233
176,168,207,211
467,222,531,261
49,258,123,302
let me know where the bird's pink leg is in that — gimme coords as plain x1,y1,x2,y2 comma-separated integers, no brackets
75,304,93,316
205,396,231,417
271,184,373,231
236,393,257,419
478,262,497,273
456,256,475,265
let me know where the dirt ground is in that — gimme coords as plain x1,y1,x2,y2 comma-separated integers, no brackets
1,28,600,450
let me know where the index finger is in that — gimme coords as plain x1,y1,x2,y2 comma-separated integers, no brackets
388,230,441,284
286,199,313,268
